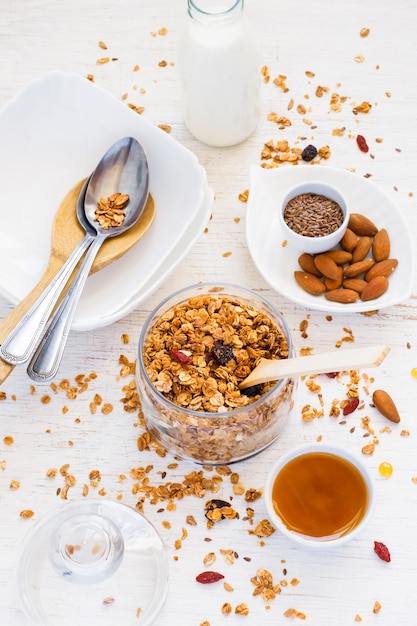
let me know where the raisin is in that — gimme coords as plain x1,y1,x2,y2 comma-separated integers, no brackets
241,384,262,397
343,397,360,416
356,134,369,153
212,343,234,365
196,571,225,584
301,144,318,162
374,541,391,562
204,499,230,519
206,499,230,509
204,499,234,522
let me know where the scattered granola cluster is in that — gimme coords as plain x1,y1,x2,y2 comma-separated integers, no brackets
237,28,384,209
88,29,173,127
94,192,130,230
0,322,401,623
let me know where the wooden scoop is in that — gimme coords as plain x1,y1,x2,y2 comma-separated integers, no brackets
0,178,155,385
239,344,390,389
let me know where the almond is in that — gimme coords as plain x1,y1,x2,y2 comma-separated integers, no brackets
314,254,340,280
340,228,358,252
348,213,378,237
365,258,398,282
324,266,344,290
294,271,326,295
324,288,359,303
324,249,353,265
344,259,375,278
372,228,390,262
298,253,322,277
343,278,368,293
361,275,389,301
372,389,400,423
351,236,373,263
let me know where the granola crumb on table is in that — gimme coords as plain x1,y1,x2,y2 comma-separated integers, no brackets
284,607,307,620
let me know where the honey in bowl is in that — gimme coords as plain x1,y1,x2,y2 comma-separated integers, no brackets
271,451,369,542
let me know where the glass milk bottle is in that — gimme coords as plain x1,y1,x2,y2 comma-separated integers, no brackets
178,0,260,147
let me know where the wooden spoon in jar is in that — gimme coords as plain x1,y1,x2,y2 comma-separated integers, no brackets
239,344,390,389
0,177,155,385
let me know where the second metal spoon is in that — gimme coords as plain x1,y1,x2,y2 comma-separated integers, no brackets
0,178,95,365
27,137,149,382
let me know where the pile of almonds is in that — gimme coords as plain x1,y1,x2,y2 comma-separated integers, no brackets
294,213,397,303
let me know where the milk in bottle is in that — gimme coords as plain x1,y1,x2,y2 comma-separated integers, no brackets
179,0,260,147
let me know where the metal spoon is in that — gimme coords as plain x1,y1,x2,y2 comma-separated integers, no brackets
27,136,149,382
0,178,95,365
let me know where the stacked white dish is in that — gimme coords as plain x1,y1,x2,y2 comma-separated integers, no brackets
0,72,213,330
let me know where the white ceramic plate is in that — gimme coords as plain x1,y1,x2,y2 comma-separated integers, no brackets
246,165,414,313
0,71,213,330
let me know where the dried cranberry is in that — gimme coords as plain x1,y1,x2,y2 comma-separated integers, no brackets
374,541,391,562
356,134,369,153
212,343,234,365
301,144,318,162
170,349,192,364
342,397,360,416
325,372,339,378
196,571,225,584
241,384,262,397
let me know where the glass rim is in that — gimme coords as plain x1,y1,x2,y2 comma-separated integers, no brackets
137,282,294,419
188,0,243,18
16,499,169,625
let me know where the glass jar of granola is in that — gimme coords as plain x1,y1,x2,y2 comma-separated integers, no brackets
137,283,296,465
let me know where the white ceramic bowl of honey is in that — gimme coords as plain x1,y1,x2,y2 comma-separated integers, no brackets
279,181,349,254
265,442,374,547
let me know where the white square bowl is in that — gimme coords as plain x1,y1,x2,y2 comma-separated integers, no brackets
0,71,213,330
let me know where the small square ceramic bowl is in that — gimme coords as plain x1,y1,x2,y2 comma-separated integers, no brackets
279,181,349,254
264,442,374,548
136,283,296,465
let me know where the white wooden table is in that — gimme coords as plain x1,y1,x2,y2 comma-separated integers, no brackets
1,1,417,624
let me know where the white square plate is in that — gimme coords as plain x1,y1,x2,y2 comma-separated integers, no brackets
246,165,414,313
0,71,213,330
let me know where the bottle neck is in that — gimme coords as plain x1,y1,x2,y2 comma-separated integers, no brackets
187,0,244,25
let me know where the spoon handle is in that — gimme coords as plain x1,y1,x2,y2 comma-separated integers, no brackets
239,344,390,389
27,234,106,382
0,233,95,365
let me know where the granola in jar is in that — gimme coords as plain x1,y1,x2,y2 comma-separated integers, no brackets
137,284,296,464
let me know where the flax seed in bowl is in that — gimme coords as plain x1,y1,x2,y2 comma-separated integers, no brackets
280,181,349,254
136,283,296,465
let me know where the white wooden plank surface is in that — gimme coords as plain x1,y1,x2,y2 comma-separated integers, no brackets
1,0,417,624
